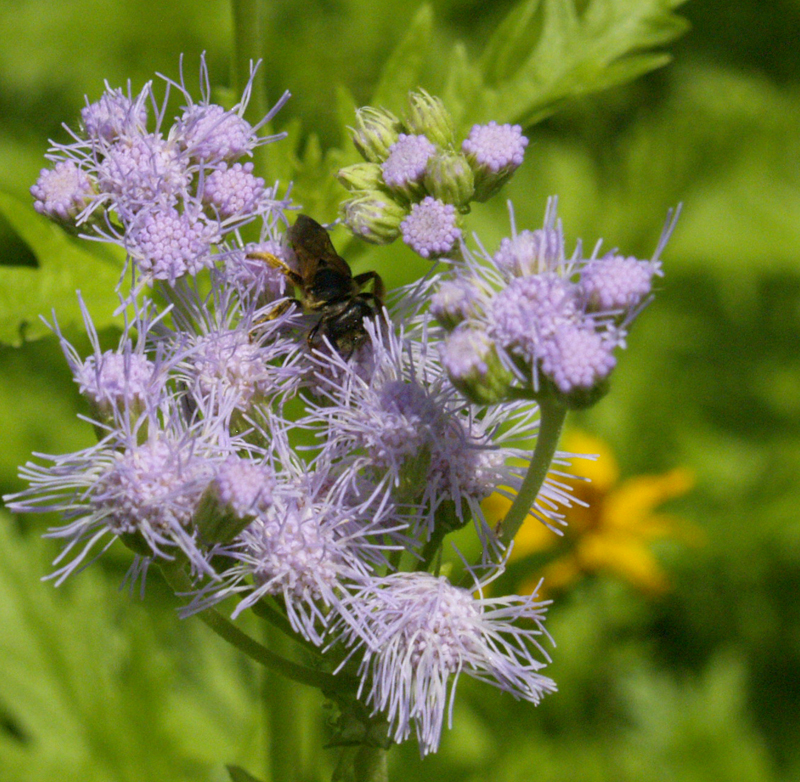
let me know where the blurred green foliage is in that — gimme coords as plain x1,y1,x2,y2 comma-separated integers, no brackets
1,0,799,780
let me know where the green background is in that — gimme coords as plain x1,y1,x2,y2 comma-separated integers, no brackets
1,1,798,780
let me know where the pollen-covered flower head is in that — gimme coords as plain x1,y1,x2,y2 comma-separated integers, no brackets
125,203,220,284
31,161,94,222
201,161,266,218
381,133,437,197
187,467,391,645
4,399,230,585
81,84,150,141
336,569,555,755
400,196,461,259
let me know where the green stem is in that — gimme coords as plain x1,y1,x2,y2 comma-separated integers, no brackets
354,746,388,782
499,398,568,547
251,597,324,658
159,561,353,692
333,746,388,782
265,626,309,782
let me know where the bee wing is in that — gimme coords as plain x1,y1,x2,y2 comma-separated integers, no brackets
288,215,353,278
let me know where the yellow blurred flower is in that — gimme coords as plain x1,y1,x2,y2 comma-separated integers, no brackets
483,430,697,596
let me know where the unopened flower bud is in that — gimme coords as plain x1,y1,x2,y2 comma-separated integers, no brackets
441,326,513,405
462,122,528,202
194,457,274,545
405,89,456,149
423,150,475,208
337,162,384,192
381,134,436,201
341,190,408,244
350,106,404,163
430,279,481,330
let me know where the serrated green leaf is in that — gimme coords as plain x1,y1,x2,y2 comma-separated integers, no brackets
371,4,433,114
0,516,260,782
226,764,265,782
0,191,123,346
478,0,544,86
455,0,689,131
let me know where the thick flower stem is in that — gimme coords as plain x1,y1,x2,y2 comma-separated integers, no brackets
354,746,388,782
499,397,568,547
159,561,354,692
333,746,388,782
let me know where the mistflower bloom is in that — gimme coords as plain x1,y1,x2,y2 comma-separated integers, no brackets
96,133,190,212
166,55,290,164
306,322,537,541
50,292,169,419
126,204,220,283
381,133,437,194
189,473,389,645
177,103,255,162
194,455,277,545
336,570,556,755
540,325,617,394
31,161,94,221
400,197,460,259
430,278,482,330
493,226,564,277
81,84,149,141
201,161,266,218
184,327,282,410
76,351,157,411
211,456,275,518
224,241,287,302
462,121,528,173
5,412,226,585
440,326,512,405
489,274,580,362
581,254,658,312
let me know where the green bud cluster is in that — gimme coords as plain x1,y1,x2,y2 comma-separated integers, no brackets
339,90,526,244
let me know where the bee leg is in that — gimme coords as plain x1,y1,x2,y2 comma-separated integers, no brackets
353,270,385,300
306,319,322,348
246,251,304,288
264,298,302,320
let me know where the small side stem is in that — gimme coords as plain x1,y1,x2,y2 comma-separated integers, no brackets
159,561,354,692
499,398,568,547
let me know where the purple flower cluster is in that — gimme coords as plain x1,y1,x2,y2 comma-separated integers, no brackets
338,92,530,258
9,66,676,757
424,199,678,406
32,56,290,288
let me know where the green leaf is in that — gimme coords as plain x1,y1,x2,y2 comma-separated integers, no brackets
0,191,123,346
451,0,689,131
226,764,266,782
370,4,433,113
0,517,260,782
